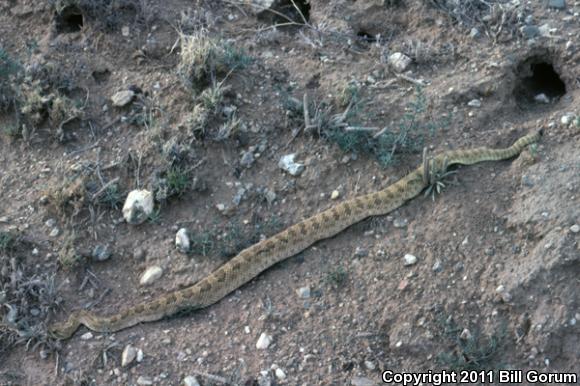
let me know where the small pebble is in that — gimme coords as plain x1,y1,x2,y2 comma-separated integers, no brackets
121,345,137,367
393,218,408,228
256,332,273,349
183,376,200,386
136,376,153,386
570,224,579,233
274,368,286,380
175,228,191,254
330,190,340,200
467,99,481,107
140,266,163,286
403,254,418,266
80,332,93,340
297,286,311,299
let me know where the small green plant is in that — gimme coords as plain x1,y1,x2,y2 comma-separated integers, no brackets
437,316,506,370
0,231,18,254
423,152,457,201
147,208,162,224
311,86,444,167
324,265,348,287
97,183,123,210
166,166,191,197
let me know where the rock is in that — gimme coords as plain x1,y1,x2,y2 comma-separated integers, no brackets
278,154,305,176
297,286,311,299
121,26,130,37
140,266,163,286
264,189,277,204
136,349,144,362
469,28,480,39
364,360,375,370
183,376,200,386
460,328,472,340
351,376,374,386
92,245,112,262
240,151,255,168
274,367,286,380
121,345,137,367
534,93,550,104
175,228,190,254
123,190,154,225
432,260,443,272
330,190,340,200
393,218,408,228
111,90,135,107
521,25,540,39
561,113,576,126
538,24,553,38
570,224,579,233
496,284,512,302
354,247,369,258
45,218,56,228
232,187,246,206
256,332,273,349
136,376,153,385
467,99,481,107
80,332,93,340
403,254,418,266
388,52,412,73
49,228,60,237
548,0,566,9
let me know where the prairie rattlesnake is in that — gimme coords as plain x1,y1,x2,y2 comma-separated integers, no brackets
49,130,542,339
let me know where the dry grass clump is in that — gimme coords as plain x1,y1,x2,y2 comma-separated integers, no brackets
0,231,61,359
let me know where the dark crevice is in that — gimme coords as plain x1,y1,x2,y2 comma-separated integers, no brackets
55,5,84,34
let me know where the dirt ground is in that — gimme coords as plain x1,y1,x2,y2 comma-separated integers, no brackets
0,0,579,385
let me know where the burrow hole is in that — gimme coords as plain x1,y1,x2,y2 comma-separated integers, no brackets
258,0,310,26
514,57,566,106
55,5,84,34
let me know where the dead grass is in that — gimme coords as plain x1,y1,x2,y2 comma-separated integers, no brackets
0,232,61,359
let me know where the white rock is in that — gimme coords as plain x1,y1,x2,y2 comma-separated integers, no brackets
49,228,60,237
274,368,286,380
496,284,512,302
467,99,482,107
561,113,576,126
123,190,154,225
393,218,408,228
534,93,550,104
330,190,340,200
388,52,412,72
121,345,137,367
570,224,579,233
403,254,418,266
183,376,200,386
256,332,273,349
175,228,190,254
297,286,311,299
136,376,153,385
278,154,305,176
140,266,163,286
136,349,144,362
111,90,135,107
364,360,375,370
80,332,93,340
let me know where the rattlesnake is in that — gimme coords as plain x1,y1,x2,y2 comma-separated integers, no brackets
49,130,542,339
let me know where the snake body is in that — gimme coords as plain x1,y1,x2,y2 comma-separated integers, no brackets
49,131,542,339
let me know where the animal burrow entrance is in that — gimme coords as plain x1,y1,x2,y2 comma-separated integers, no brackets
55,5,84,33
257,0,311,27
513,56,566,107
